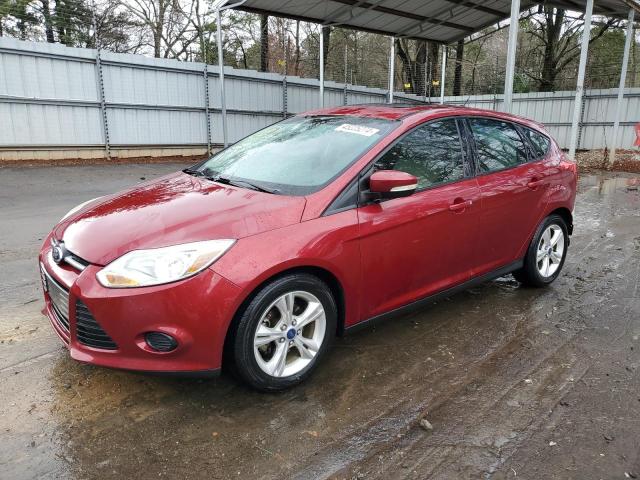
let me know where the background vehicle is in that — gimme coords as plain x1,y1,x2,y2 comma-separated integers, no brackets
40,104,577,391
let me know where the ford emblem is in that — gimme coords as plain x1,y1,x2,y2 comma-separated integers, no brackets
52,246,64,263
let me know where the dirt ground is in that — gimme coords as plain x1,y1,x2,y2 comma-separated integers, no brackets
576,150,640,174
1,164,639,480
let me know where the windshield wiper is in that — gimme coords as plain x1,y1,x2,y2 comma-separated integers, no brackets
209,175,280,194
182,167,204,177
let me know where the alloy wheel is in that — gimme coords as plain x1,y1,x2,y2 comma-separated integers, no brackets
253,291,326,377
536,224,564,278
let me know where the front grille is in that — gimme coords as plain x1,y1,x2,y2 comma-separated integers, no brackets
64,251,90,271
50,238,90,272
42,267,70,332
75,300,118,350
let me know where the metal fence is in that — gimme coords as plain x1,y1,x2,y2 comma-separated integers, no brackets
442,89,640,151
0,37,638,162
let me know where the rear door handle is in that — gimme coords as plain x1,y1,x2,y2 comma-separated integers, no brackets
527,179,544,189
449,199,473,212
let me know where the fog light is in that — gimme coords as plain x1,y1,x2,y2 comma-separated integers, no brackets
145,332,178,352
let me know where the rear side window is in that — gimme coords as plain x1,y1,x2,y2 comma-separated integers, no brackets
468,118,528,173
522,128,551,160
375,119,465,190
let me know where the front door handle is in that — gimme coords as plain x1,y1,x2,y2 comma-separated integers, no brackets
449,199,473,212
527,178,544,189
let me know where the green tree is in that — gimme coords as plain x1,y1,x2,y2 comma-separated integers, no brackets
0,0,39,38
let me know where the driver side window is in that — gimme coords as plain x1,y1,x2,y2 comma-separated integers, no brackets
375,119,465,190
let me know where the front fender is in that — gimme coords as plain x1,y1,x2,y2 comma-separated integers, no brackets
210,208,362,331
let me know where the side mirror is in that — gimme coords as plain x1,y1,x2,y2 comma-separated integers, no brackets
368,170,418,200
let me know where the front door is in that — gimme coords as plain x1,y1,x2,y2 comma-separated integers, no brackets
357,118,481,320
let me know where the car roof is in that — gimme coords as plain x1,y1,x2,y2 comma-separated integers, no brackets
302,103,548,133
302,103,451,120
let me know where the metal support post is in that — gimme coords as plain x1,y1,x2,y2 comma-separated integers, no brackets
216,7,228,148
282,77,288,119
204,64,212,155
95,49,110,159
503,0,520,112
568,0,594,159
609,8,635,165
440,46,446,104
319,26,325,108
388,36,395,103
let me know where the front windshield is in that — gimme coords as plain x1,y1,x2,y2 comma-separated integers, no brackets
196,115,396,195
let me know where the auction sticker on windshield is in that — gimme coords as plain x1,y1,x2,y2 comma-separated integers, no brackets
335,124,380,137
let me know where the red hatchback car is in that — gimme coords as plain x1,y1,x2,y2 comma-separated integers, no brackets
40,104,577,391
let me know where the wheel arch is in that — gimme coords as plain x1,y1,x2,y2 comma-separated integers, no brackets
221,265,347,369
548,206,573,235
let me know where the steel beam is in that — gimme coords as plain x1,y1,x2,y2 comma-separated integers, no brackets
397,0,504,38
95,48,110,159
440,46,447,104
329,0,474,33
389,37,395,103
319,26,325,108
216,8,228,147
321,0,384,27
213,0,245,148
568,0,594,159
608,8,635,165
503,0,520,113
283,77,288,118
204,64,212,155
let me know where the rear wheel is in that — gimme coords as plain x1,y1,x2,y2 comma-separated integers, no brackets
229,273,337,391
513,214,568,287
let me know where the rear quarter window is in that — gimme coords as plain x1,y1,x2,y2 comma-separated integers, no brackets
522,128,551,160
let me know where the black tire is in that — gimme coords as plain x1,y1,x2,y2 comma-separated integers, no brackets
513,214,569,287
229,273,337,392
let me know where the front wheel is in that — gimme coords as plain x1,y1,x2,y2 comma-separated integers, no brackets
513,214,569,287
229,273,337,391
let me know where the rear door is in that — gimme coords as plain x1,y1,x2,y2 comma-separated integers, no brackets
357,117,481,320
464,117,550,276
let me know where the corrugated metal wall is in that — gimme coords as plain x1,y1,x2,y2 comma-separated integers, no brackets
1,37,638,158
442,90,640,150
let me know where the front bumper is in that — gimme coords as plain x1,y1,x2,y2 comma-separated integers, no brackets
39,242,242,374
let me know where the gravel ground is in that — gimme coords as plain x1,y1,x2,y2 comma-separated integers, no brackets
1,163,639,480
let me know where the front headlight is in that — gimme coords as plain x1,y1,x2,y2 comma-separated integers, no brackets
96,240,235,288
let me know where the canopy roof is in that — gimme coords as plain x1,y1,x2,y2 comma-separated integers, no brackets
237,0,640,44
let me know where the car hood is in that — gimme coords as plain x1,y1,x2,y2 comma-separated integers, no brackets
53,172,306,265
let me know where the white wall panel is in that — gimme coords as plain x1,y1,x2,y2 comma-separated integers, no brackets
0,103,103,145
107,108,207,145
104,64,204,107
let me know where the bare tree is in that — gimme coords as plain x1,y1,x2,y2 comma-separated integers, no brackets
464,36,488,95
40,0,55,41
89,0,146,52
395,38,438,96
259,13,267,71
190,0,208,61
523,7,617,91
293,20,300,74
122,0,198,58
453,38,464,95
